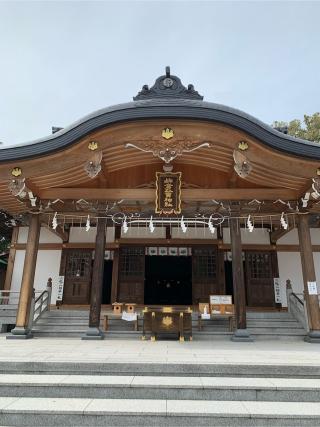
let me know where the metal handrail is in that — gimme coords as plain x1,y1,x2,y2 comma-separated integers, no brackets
0,289,44,305
290,292,304,306
33,289,49,323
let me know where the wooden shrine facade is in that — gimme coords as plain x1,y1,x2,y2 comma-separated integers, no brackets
1,67,320,342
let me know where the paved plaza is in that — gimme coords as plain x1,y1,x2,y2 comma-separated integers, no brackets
1,336,320,366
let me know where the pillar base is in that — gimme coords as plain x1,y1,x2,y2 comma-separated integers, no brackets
231,328,254,342
304,330,320,343
6,326,33,340
82,327,104,340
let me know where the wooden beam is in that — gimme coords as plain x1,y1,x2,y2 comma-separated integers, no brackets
230,216,253,341
297,214,320,341
3,226,19,291
83,217,106,339
42,223,69,243
9,214,40,338
39,187,298,201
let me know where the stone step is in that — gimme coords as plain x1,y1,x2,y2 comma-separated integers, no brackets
246,311,291,319
1,361,319,379
0,396,319,426
0,374,319,402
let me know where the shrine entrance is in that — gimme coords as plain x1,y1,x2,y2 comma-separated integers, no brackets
144,255,192,305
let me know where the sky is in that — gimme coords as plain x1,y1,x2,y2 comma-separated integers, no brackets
0,0,319,146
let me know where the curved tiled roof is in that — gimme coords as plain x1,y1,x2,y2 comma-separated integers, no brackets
1,70,319,162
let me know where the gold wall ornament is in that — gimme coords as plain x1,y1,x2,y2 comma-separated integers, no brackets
162,316,173,327
162,127,174,140
88,141,98,151
11,167,22,177
155,171,182,215
125,140,210,164
238,141,249,151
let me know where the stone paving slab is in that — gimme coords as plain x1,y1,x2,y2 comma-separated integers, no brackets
84,398,166,415
0,397,91,414
1,336,320,367
0,374,320,390
1,397,320,418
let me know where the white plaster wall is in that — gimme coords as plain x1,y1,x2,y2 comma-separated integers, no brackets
69,226,115,243
277,252,303,307
10,250,62,303
121,226,165,238
223,228,270,244
277,229,299,245
18,227,62,244
277,228,320,245
171,227,216,239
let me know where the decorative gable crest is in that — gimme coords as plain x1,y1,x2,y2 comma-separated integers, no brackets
134,66,203,101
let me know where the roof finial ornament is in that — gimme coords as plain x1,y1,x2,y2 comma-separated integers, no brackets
133,67,203,101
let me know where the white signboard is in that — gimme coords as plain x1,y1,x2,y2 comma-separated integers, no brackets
56,276,65,302
273,278,282,304
307,281,318,295
210,295,232,305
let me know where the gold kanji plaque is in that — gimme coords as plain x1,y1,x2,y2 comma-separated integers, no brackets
155,171,182,214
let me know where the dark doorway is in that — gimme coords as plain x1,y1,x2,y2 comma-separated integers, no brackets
225,260,233,298
145,256,192,305
102,260,113,304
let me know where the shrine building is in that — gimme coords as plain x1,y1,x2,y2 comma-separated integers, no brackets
0,67,320,342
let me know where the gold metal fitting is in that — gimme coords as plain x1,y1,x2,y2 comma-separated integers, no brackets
162,128,174,140
238,141,248,151
88,141,98,151
11,167,22,177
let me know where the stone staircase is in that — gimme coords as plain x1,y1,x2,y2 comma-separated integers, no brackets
31,309,307,340
0,360,319,426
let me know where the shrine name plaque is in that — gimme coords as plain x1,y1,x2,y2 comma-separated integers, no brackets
142,308,192,341
155,172,182,214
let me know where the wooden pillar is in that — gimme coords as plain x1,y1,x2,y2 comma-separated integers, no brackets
82,217,106,340
4,226,19,291
229,217,253,341
297,214,320,343
8,214,40,339
110,248,119,303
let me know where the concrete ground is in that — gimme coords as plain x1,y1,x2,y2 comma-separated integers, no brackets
0,335,320,365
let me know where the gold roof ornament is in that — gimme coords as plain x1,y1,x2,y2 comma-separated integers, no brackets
11,167,22,177
88,141,98,151
238,141,248,151
162,128,174,140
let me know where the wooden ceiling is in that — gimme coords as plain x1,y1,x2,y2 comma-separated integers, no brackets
0,119,319,217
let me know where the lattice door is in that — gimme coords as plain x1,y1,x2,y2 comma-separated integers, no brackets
118,246,145,303
245,251,275,307
63,249,93,304
192,246,219,303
